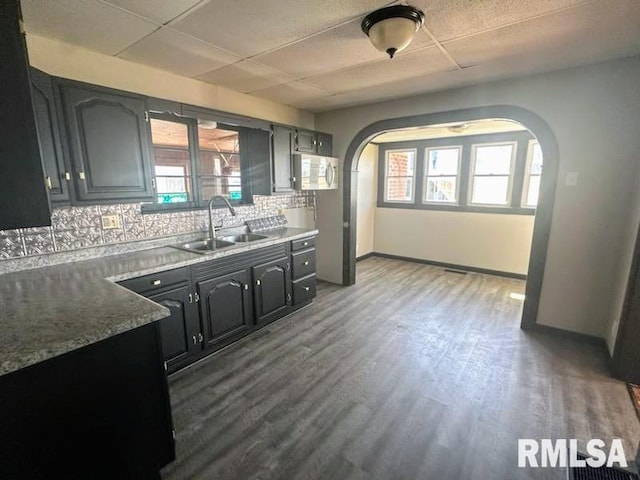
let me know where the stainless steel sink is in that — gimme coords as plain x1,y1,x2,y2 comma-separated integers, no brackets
218,233,268,243
173,238,235,254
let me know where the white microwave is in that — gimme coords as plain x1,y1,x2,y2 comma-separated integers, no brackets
293,153,338,190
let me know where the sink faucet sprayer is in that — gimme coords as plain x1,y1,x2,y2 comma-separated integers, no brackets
208,195,237,240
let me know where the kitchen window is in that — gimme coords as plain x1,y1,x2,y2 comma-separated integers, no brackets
523,140,543,207
424,146,461,204
469,142,516,206
383,149,416,203
145,113,252,212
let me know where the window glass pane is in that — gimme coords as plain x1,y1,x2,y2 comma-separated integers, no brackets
150,119,189,148
155,172,191,204
530,142,543,175
385,177,413,202
199,152,240,177
525,176,541,207
199,176,242,202
426,148,459,175
471,176,510,205
474,144,513,174
386,151,415,177
198,126,239,153
426,177,457,202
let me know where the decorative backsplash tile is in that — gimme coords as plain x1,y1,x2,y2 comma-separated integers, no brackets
0,193,313,261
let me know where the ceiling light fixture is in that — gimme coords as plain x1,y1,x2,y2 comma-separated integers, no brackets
361,5,425,59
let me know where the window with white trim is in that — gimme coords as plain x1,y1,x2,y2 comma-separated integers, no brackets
523,140,543,207
424,146,461,204
384,149,416,203
469,142,516,206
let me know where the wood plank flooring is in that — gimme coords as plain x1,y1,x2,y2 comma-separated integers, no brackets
161,257,640,480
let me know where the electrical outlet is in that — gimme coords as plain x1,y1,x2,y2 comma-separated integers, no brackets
101,214,121,230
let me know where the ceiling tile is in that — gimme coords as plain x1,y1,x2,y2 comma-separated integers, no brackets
255,17,433,79
305,47,455,94
412,0,589,42
102,0,203,25
171,0,394,57
196,60,295,93
21,0,158,55
444,0,640,70
251,81,330,107
118,28,241,77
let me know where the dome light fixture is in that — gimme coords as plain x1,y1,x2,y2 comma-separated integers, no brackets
361,5,425,59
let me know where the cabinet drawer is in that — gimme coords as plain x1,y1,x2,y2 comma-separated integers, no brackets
119,267,190,294
292,275,316,306
291,236,315,252
292,248,316,279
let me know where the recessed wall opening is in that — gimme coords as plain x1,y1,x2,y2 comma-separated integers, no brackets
342,106,560,330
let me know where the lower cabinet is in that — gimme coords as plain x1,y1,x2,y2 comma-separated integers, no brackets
197,269,253,348
253,256,292,325
149,285,200,374
120,237,316,374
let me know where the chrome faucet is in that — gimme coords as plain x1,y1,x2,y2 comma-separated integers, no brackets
207,195,237,239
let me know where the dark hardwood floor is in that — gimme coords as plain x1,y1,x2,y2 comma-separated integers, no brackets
161,257,640,480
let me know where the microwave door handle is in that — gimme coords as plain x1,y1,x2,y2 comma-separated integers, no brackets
325,163,334,187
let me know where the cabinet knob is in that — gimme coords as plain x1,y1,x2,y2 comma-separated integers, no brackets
152,279,162,286
64,172,71,181
302,242,308,246
198,333,204,343
188,293,193,303
256,279,261,286
303,261,309,266
303,286,310,292
45,176,52,190
319,141,323,147
78,171,86,180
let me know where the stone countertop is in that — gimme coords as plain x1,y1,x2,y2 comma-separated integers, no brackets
0,227,318,377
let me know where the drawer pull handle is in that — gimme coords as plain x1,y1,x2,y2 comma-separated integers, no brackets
303,286,310,292
152,280,162,286
303,261,309,266
302,242,308,246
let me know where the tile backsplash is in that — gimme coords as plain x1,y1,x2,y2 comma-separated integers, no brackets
0,193,312,260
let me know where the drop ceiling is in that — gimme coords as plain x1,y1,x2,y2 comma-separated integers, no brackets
21,0,640,112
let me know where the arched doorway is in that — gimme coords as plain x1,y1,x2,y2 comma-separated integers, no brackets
342,106,559,329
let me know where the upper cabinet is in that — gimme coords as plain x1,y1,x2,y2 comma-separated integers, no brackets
272,125,296,193
30,68,70,204
0,2,51,230
59,81,154,204
294,129,333,157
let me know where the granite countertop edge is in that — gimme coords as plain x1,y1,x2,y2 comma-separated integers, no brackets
0,227,318,377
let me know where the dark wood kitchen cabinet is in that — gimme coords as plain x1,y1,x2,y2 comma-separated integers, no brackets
149,285,201,374
30,68,71,204
118,267,200,374
0,1,51,230
295,129,333,156
253,256,292,325
197,269,253,348
0,322,175,480
272,125,296,193
59,81,154,204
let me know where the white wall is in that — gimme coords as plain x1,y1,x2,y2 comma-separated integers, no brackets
315,55,640,339
374,209,533,275
26,35,314,129
356,144,377,258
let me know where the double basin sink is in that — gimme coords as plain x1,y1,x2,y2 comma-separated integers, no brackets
174,233,268,254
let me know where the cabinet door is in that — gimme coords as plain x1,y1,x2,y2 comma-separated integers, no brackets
253,256,291,325
149,285,200,374
60,83,154,203
295,129,316,153
198,269,252,348
316,132,333,157
30,68,70,204
0,2,51,230
272,125,295,193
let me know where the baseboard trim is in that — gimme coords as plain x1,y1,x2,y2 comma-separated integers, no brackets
356,252,376,262
370,252,527,280
527,323,607,348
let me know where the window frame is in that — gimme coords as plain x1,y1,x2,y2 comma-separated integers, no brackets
423,145,462,205
382,148,417,204
522,139,542,208
376,131,537,215
468,141,517,208
142,112,254,214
